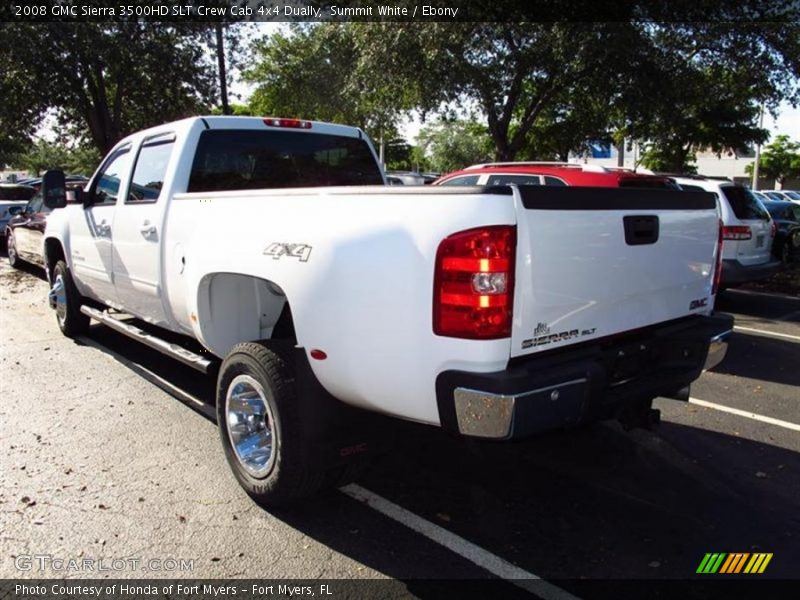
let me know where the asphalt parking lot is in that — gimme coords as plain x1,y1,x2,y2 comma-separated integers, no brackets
1,257,798,599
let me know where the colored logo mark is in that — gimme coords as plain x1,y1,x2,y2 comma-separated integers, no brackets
696,552,773,574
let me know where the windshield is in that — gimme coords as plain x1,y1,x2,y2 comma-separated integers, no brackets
0,186,36,201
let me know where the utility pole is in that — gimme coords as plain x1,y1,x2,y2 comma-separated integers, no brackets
751,103,764,190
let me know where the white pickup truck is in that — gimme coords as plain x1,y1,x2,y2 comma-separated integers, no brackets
40,116,733,506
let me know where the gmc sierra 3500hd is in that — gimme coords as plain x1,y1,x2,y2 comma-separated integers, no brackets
38,116,733,506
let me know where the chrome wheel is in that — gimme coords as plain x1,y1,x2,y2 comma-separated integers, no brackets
225,375,276,478
7,231,17,264
52,274,67,325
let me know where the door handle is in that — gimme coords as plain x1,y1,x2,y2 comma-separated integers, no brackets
140,224,157,236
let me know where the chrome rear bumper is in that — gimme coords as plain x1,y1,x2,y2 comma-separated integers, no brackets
703,329,732,371
438,314,735,440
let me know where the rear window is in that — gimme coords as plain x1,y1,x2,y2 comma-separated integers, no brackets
619,177,679,190
188,130,383,192
438,175,480,186
721,186,770,221
0,186,36,201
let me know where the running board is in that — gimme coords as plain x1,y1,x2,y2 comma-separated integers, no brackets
80,306,213,374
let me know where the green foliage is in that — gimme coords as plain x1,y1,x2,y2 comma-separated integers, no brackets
0,21,233,156
245,24,415,141
416,120,493,173
617,23,789,173
745,135,800,185
210,103,255,116
383,138,414,171
12,139,101,176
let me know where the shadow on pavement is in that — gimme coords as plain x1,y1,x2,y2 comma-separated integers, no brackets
709,330,800,387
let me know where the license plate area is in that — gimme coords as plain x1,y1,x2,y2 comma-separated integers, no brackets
756,234,765,248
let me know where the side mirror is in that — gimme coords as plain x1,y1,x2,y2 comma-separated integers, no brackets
42,170,67,210
7,205,24,216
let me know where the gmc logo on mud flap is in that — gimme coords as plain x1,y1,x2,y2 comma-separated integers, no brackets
340,443,368,458
263,243,313,262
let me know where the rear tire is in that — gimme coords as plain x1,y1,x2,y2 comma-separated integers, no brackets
217,342,327,507
52,260,90,337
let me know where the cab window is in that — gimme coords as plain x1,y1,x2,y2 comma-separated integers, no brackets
92,146,132,206
127,135,175,204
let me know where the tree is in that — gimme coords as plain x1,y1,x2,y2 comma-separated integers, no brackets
246,24,421,145
745,135,800,186
0,20,234,156
351,16,800,163
416,120,493,173
13,139,100,176
622,23,795,172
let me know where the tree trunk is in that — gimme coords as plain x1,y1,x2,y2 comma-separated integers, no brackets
216,24,230,115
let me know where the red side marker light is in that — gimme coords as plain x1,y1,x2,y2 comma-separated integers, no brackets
310,349,327,360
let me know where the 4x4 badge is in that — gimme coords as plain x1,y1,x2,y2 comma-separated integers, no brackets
263,243,313,262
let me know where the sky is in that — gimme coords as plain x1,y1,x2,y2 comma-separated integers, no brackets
764,103,800,141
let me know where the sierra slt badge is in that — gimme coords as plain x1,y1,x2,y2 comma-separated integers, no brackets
522,323,597,349
263,243,313,262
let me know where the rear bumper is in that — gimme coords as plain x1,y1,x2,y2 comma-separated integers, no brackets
721,258,781,286
435,314,734,440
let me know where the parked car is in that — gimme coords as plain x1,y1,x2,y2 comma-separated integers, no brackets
435,162,680,188
761,200,800,263
672,176,781,288
15,175,89,191
770,190,800,204
6,182,84,268
752,190,771,204
0,184,37,246
386,170,427,185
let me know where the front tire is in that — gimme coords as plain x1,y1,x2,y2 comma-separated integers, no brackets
7,230,21,268
216,342,326,507
52,260,90,337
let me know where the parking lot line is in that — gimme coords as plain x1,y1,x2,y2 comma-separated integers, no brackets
688,397,800,433
733,326,800,343
340,484,581,600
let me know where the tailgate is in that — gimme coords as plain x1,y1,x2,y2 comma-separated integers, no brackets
510,186,719,359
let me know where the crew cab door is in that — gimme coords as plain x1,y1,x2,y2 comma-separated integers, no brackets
110,133,175,325
70,145,132,305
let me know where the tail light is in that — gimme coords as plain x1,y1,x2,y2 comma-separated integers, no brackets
770,221,777,238
721,225,751,240
712,219,724,296
433,226,516,339
263,118,312,129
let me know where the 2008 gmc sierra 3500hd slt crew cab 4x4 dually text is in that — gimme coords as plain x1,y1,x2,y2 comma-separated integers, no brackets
37,116,732,506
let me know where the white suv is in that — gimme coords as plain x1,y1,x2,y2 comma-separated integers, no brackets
673,176,781,288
